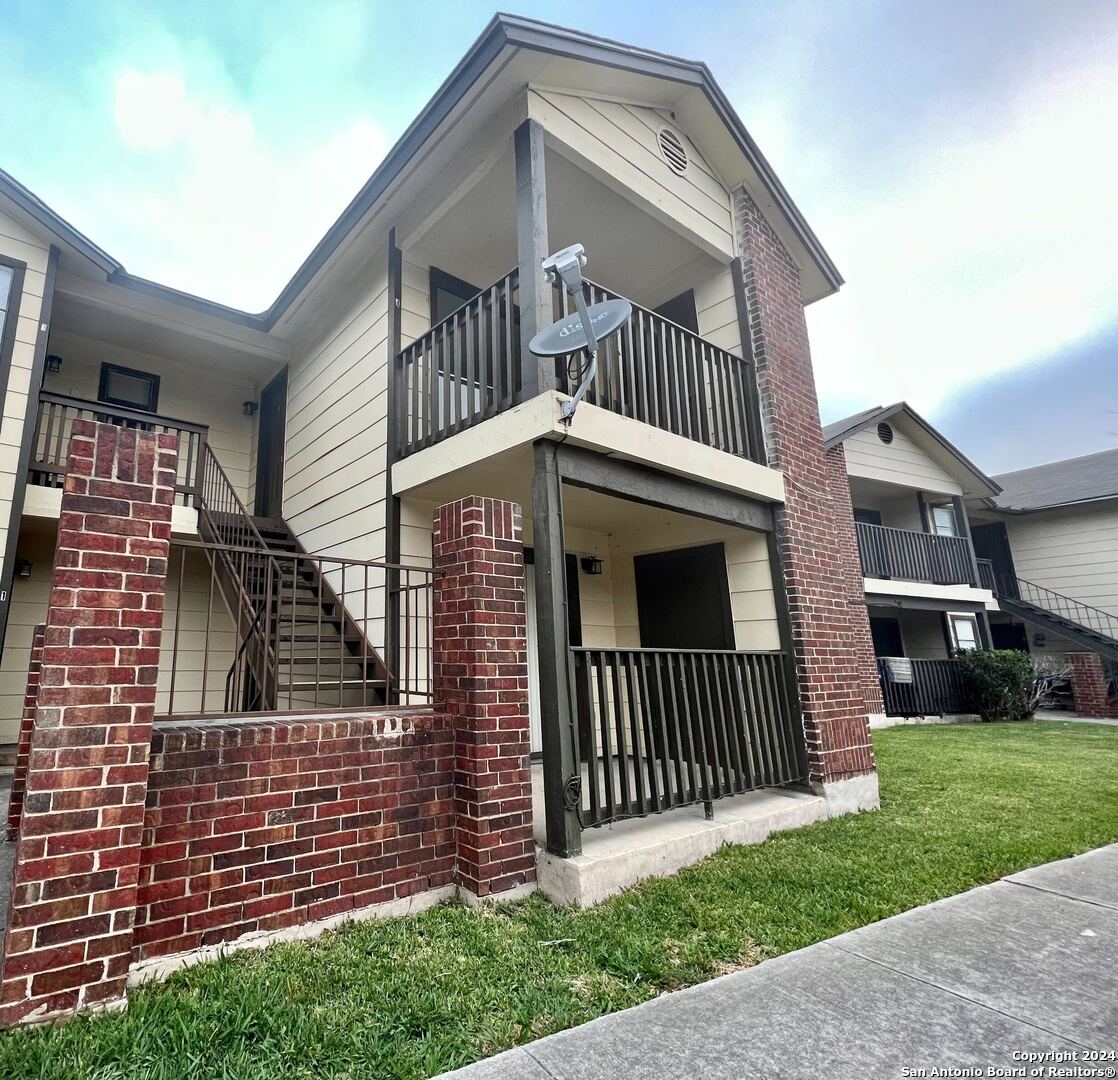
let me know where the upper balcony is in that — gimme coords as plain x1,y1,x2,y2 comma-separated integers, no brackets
855,520,976,587
393,268,764,466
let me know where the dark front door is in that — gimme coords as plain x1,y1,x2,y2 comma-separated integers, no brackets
971,521,1017,596
254,368,287,518
634,542,734,649
869,616,904,657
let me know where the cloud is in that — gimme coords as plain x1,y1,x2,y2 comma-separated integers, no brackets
808,59,1118,420
98,66,388,311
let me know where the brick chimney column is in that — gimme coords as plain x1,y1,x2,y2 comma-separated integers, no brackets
0,420,178,1024
432,496,536,901
734,189,878,811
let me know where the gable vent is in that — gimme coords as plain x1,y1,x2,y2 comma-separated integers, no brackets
657,128,688,174
877,421,895,445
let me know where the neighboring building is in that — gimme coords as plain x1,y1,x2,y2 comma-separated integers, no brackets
971,448,1118,666
826,403,1118,719
0,16,889,1018
823,403,1000,719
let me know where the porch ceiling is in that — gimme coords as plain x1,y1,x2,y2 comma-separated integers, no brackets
410,147,722,311
49,290,286,382
401,444,748,536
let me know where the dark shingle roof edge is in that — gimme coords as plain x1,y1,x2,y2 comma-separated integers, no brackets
1,13,841,335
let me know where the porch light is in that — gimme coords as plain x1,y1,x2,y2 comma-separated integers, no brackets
15,559,32,578
45,355,62,374
580,556,603,576
243,400,258,416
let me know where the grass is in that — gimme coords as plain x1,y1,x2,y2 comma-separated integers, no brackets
2,720,1117,1079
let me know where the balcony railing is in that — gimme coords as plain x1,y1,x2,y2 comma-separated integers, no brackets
395,270,765,463
553,281,764,461
30,392,208,506
571,647,804,828
977,558,996,591
878,657,968,717
856,521,975,586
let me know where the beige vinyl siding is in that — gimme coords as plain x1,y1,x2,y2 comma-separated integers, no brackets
0,530,240,744
897,609,950,659
850,488,926,533
1003,502,1118,617
0,208,50,594
693,266,742,355
284,259,391,655
42,331,257,506
844,427,962,495
401,257,431,346
528,89,734,257
0,525,53,744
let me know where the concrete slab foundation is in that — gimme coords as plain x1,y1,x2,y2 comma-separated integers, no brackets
535,787,828,907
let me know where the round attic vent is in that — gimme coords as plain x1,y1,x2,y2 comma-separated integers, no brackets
657,128,688,174
877,421,895,445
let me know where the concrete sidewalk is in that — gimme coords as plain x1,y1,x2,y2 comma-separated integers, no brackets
440,845,1118,1079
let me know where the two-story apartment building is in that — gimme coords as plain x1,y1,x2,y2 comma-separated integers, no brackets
823,403,999,720
972,448,1118,671
826,403,1118,720
0,13,881,925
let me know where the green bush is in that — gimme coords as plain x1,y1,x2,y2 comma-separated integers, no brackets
958,649,1036,722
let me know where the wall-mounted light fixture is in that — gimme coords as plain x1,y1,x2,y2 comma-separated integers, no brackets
45,355,62,374
243,401,259,416
579,556,603,576
15,559,32,578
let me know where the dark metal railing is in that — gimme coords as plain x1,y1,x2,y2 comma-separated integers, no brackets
571,648,804,828
395,269,766,463
1004,576,1118,644
161,538,433,718
397,268,520,455
977,558,996,591
878,657,968,717
554,280,765,462
30,392,208,506
856,521,975,585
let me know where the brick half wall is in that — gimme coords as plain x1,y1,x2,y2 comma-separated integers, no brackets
133,712,456,966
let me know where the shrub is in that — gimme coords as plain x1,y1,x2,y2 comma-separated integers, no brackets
958,649,1036,722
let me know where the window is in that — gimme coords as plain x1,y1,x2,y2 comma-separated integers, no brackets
0,256,27,428
931,504,958,537
853,508,883,526
98,362,160,413
949,614,979,653
429,267,481,325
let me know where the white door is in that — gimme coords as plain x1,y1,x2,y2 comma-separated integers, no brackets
525,564,543,754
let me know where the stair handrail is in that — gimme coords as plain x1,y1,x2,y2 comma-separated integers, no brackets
196,444,285,709
1003,574,1118,644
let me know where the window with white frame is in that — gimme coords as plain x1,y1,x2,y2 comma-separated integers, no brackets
949,613,979,652
0,264,13,346
931,504,958,537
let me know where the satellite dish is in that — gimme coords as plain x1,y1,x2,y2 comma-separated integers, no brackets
529,298,632,358
529,243,633,424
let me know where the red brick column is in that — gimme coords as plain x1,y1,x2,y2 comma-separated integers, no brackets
825,446,885,716
735,189,876,794
432,496,535,900
0,420,177,1024
6,625,45,840
1067,652,1118,719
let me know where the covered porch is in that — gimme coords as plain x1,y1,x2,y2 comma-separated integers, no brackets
394,435,810,891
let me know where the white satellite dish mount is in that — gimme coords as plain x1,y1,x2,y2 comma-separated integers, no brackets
528,244,632,425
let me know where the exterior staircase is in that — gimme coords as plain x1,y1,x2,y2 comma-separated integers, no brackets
994,575,1118,662
195,445,389,712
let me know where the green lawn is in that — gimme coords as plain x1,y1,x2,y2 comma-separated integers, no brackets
3,720,1117,1079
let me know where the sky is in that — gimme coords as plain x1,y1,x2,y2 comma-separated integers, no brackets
2,0,1116,472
